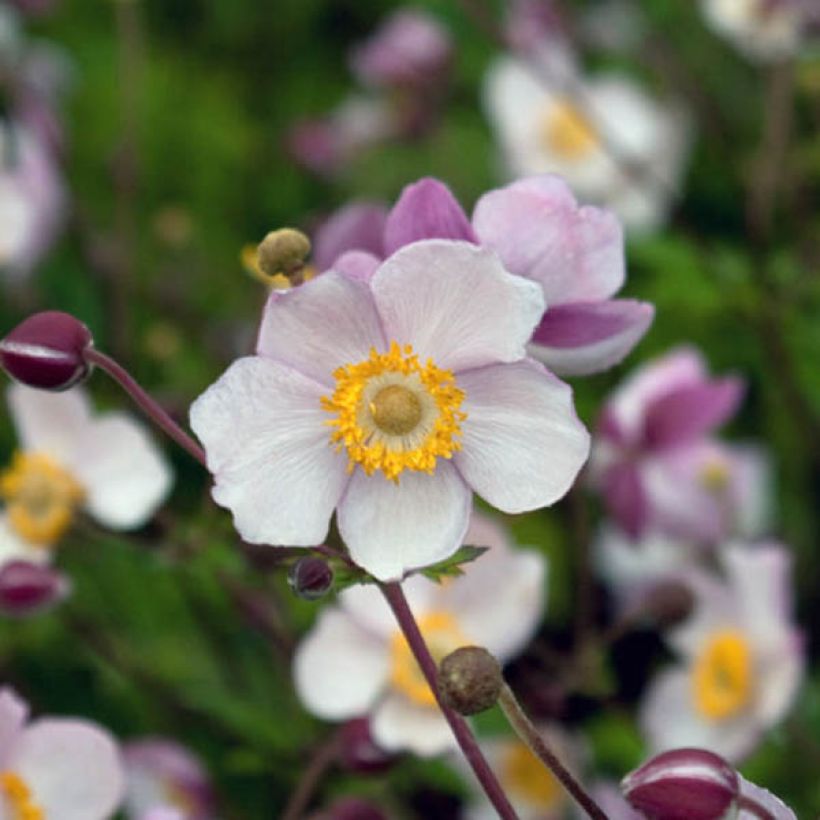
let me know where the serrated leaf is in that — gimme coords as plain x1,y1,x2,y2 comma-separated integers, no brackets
418,545,489,583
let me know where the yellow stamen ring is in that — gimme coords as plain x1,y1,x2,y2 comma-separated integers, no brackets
0,452,85,545
540,99,599,161
0,771,44,820
500,742,563,809
321,342,466,481
692,630,753,721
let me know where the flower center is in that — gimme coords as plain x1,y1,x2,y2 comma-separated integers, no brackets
499,742,563,809
0,451,85,545
540,99,599,161
700,459,731,493
322,342,466,481
389,611,468,707
692,630,753,721
0,771,44,820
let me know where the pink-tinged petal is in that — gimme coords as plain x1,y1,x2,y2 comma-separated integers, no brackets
597,406,627,445
472,175,625,304
589,782,643,820
642,377,745,449
71,413,172,530
337,461,471,582
455,361,589,513
15,719,124,820
190,357,348,547
602,462,648,539
294,608,390,720
332,250,382,283
257,272,385,387
738,775,797,820
0,689,28,769
530,299,654,376
371,692,454,756
622,748,739,820
372,240,544,372
383,178,476,256
312,201,387,270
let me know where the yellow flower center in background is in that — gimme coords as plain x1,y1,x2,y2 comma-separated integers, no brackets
390,611,468,707
0,451,85,545
693,630,753,721
500,741,563,809
322,342,466,481
0,771,44,820
540,99,599,161
700,459,731,493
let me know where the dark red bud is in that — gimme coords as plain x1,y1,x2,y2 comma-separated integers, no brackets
0,560,71,616
288,556,333,600
622,748,739,820
0,311,93,391
318,798,387,820
338,717,397,774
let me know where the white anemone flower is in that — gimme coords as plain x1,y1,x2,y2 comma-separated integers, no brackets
293,511,546,756
191,240,589,581
0,384,172,552
483,58,690,233
701,0,804,61
0,687,124,820
640,544,804,762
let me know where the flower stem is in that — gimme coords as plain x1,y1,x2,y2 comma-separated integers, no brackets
497,683,607,820
280,730,341,820
380,582,519,820
85,347,207,467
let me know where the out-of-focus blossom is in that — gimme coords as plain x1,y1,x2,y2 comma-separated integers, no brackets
0,556,70,615
504,0,565,56
123,738,215,820
588,781,643,819
701,0,806,61
293,512,546,755
0,384,172,548
0,687,124,818
459,727,577,819
191,237,588,582
350,9,451,90
590,347,745,541
312,176,652,377
622,747,796,819
640,545,803,762
581,0,646,54
483,59,691,233
309,797,389,820
8,0,59,18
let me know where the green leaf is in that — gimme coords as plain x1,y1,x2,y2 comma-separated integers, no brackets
419,545,489,583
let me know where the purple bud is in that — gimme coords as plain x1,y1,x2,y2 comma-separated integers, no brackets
621,748,739,820
338,717,397,774
288,557,333,600
0,311,93,391
316,798,387,820
0,561,71,616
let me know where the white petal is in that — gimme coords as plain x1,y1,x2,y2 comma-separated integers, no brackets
14,719,124,820
256,272,385,387
371,692,454,756
337,461,471,582
370,240,545,372
0,689,28,770
293,608,389,720
71,413,172,530
190,357,348,546
454,361,589,513
6,384,92,464
0,514,51,566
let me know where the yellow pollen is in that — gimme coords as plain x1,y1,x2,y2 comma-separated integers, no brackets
321,341,466,481
500,741,563,809
0,451,85,545
693,630,753,721
390,611,468,707
541,99,599,161
0,771,44,820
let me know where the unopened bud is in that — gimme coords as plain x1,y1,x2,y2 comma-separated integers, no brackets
314,798,387,820
288,556,333,600
621,748,739,820
257,228,311,281
438,646,502,716
0,561,71,616
0,311,92,391
643,581,696,628
338,717,396,774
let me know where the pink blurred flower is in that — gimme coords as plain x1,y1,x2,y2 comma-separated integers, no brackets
0,558,70,616
191,238,588,581
639,544,803,762
0,687,124,818
312,176,653,377
590,347,745,541
123,738,215,820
